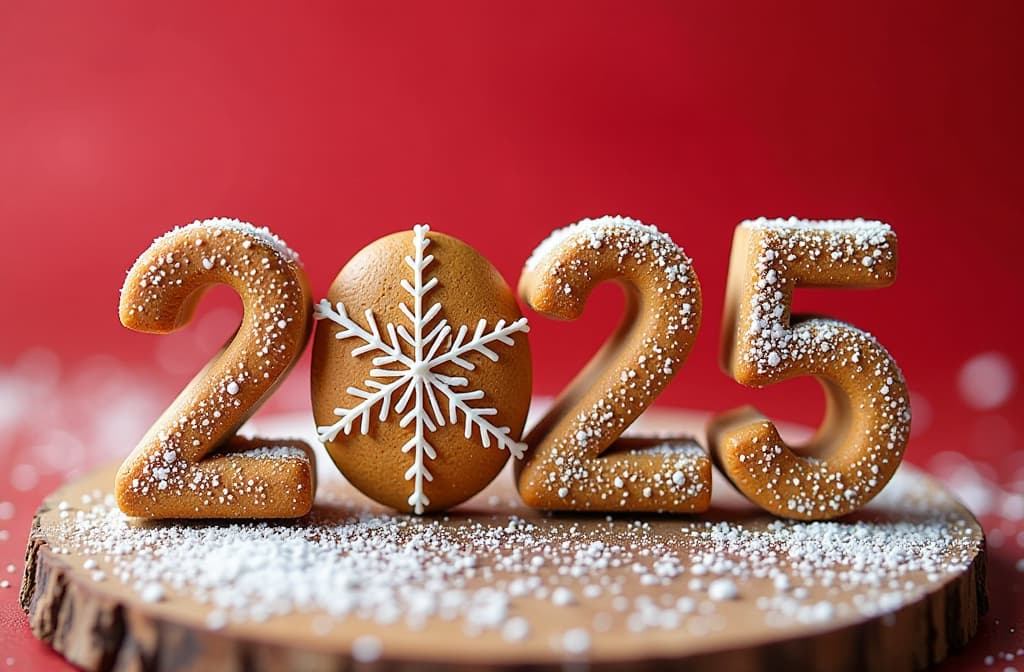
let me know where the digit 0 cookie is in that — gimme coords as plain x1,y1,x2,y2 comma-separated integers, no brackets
311,224,531,514
709,217,911,520
515,215,711,513
116,218,316,519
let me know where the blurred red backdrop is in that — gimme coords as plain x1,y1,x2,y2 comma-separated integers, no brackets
1,3,1023,670
2,0,1021,450
4,2,1019,450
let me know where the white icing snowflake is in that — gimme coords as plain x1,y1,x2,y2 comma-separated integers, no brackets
315,224,530,514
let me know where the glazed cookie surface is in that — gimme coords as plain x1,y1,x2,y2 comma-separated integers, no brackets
116,218,316,519
709,217,910,520
312,225,531,514
516,216,711,513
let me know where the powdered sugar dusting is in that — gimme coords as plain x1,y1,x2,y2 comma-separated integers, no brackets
525,215,668,272
37,466,981,655
176,217,299,263
743,216,891,236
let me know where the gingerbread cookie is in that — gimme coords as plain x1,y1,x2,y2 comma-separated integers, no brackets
116,218,316,519
515,216,711,512
709,217,910,520
311,224,531,514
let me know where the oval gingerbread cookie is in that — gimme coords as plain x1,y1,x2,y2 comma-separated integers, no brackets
312,225,531,514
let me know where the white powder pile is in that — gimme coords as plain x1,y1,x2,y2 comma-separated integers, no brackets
176,217,300,263
40,468,981,654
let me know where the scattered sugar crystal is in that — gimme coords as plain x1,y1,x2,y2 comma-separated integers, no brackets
561,628,591,654
676,596,696,614
206,610,228,629
140,584,165,603
351,635,383,662
810,601,836,621
24,465,984,651
502,617,531,642
708,578,738,601
552,587,577,606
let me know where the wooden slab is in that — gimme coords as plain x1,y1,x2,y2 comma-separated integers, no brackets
20,408,986,671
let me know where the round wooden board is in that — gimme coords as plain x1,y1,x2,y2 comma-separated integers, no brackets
20,408,987,672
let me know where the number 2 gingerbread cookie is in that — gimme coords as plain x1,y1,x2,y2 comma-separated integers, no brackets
116,218,316,519
515,216,711,513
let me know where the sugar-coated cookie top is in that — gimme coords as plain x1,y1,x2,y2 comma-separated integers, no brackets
741,217,892,241
525,215,681,272
230,444,309,460
154,217,300,264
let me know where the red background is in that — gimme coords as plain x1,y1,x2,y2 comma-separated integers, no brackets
0,1,1022,429
0,2,1021,670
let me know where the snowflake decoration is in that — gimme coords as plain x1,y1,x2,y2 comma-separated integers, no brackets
315,224,530,514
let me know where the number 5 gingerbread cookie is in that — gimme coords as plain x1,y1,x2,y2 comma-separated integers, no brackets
710,217,911,520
